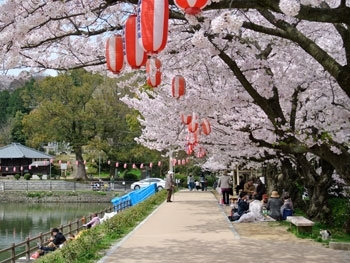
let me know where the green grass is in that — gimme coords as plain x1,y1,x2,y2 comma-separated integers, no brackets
283,205,350,244
35,190,167,263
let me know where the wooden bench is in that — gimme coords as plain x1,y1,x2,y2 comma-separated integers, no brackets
286,216,314,233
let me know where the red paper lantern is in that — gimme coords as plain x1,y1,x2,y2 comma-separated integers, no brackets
146,57,162,87
150,162,153,168
174,0,209,15
201,118,211,135
124,14,147,69
180,112,192,124
116,162,119,168
196,147,206,158
137,0,169,54
106,34,125,74
147,74,161,87
192,128,200,145
186,143,193,155
172,75,186,99
124,163,127,168
188,112,198,133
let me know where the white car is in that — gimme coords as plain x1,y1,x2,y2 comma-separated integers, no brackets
130,178,166,191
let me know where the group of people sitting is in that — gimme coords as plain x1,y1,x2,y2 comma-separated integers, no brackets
32,212,103,259
228,189,294,223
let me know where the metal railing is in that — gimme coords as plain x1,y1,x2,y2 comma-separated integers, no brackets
0,199,131,263
0,180,133,192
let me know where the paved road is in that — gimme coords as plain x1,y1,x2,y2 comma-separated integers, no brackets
98,190,350,263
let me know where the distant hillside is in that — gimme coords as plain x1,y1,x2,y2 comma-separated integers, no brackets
0,74,29,91
0,71,47,91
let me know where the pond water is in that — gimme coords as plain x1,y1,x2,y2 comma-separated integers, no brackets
0,202,110,259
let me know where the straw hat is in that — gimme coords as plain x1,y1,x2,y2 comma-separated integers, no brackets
271,191,280,198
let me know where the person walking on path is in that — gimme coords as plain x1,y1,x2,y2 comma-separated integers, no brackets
187,173,195,191
217,171,233,205
165,170,175,202
199,173,207,191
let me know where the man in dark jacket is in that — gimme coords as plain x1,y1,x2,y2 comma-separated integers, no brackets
255,179,266,200
38,228,66,252
235,175,245,195
228,191,249,221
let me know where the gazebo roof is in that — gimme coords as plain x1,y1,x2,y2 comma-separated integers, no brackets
0,143,54,159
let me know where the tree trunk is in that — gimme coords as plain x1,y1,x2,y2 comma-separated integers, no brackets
73,146,88,181
264,156,333,222
296,155,333,222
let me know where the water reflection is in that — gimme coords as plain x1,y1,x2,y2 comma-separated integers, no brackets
0,202,109,250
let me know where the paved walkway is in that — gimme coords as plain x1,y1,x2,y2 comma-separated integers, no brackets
98,190,350,263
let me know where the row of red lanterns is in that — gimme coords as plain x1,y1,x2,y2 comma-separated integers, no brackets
171,158,190,166
185,143,206,158
106,0,209,86
180,112,211,135
106,0,169,86
0,165,41,172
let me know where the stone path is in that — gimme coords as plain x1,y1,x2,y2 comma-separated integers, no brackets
97,190,350,263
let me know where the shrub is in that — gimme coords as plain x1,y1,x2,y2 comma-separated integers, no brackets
14,174,21,180
37,173,43,180
50,174,59,180
24,173,32,180
35,190,167,263
123,172,138,181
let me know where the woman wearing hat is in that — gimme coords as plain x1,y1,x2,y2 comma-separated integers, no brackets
266,191,283,220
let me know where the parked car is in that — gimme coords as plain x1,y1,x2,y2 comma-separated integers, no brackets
130,178,166,191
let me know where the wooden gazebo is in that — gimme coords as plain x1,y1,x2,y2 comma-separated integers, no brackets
0,143,54,177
